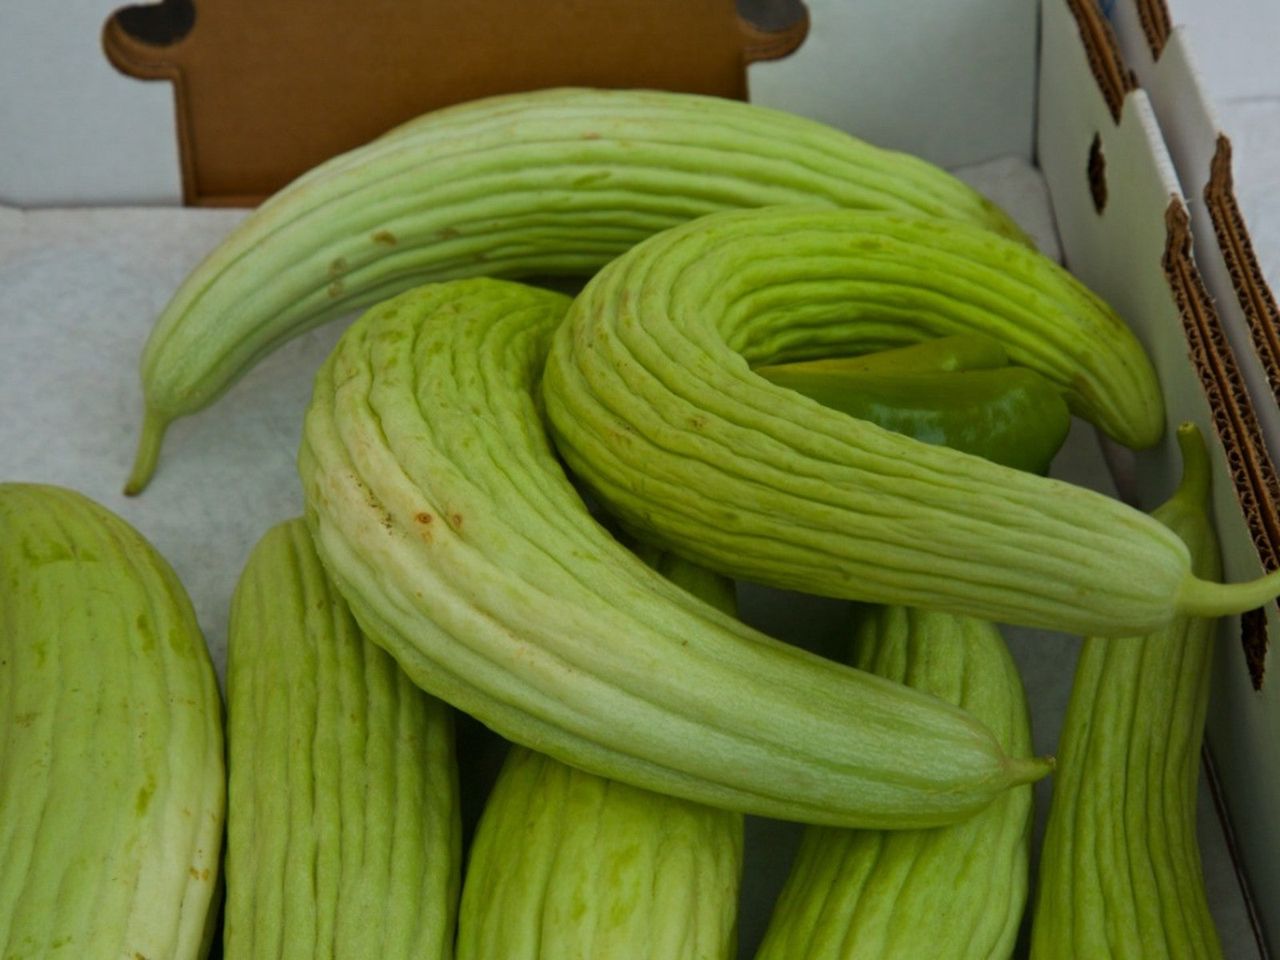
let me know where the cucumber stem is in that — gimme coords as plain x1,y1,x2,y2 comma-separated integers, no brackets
1176,570,1280,618
1008,754,1054,786
1171,420,1211,509
124,409,169,496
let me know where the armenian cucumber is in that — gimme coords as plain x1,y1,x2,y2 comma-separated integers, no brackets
127,86,1029,493
1029,423,1226,959
223,518,460,959
0,484,224,960
756,606,1033,959
297,277,1048,829
540,205,1279,636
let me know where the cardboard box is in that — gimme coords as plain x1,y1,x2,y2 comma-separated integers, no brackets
0,0,1274,954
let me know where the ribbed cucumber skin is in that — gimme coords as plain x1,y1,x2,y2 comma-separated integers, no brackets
1029,424,1225,960
298,277,1047,830
223,517,460,959
533,202,1160,451
0,483,224,959
756,607,1033,960
537,206,1222,637
129,86,1029,492
459,747,742,960
456,551,742,960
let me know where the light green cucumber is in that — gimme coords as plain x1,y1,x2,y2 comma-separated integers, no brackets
298,277,1049,830
459,747,742,960
756,606,1033,960
127,85,1031,494
1029,423,1226,959
458,547,742,960
540,205,1278,637
223,517,460,959
0,483,224,959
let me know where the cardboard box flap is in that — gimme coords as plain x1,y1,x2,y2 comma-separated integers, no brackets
1111,5,1280,486
102,0,809,207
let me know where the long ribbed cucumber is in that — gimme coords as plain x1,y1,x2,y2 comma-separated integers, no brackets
540,205,1278,636
0,483,224,959
756,606,1033,959
127,86,1031,494
1029,423,1225,959
297,277,1049,829
223,518,460,959
457,550,741,960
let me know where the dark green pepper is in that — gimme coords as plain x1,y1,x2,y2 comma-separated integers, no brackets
756,335,1071,474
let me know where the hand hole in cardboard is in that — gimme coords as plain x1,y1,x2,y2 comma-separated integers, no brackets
1088,133,1108,214
113,0,195,47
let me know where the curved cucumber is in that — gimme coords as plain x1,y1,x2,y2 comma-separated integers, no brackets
1030,423,1226,959
128,86,1028,493
223,518,460,959
298,277,1048,829
0,484,224,959
541,206,1279,636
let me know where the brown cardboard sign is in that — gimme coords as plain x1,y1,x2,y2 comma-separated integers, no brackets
102,0,808,207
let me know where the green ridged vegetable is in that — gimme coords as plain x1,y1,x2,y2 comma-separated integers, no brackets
756,606,1033,960
540,205,1279,637
457,551,742,960
126,85,1031,494
0,483,224,959
223,517,460,959
1030,423,1226,959
298,277,1049,830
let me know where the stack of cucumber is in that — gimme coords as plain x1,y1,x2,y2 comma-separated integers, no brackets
1,88,1259,958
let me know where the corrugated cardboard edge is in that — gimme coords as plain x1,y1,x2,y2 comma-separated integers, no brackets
1135,0,1172,61
1064,0,1135,120
1205,135,1280,447
1066,0,1280,648
1164,198,1276,689
1068,0,1275,696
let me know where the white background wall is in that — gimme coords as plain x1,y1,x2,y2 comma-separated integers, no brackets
1,1,184,205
